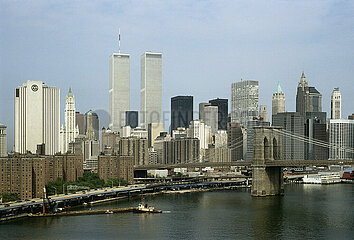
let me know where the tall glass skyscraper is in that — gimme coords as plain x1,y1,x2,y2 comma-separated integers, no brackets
140,52,162,129
171,96,193,132
231,80,259,127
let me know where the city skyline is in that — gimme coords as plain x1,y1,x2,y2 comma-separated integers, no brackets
1,1,354,151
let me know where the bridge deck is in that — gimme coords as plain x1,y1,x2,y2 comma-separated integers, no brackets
135,160,354,170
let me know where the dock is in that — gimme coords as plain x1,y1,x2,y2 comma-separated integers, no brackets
28,207,162,218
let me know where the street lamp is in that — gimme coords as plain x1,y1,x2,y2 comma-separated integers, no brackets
111,180,113,188
53,187,57,196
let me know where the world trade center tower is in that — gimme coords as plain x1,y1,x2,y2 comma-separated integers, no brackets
140,52,162,129
109,34,130,134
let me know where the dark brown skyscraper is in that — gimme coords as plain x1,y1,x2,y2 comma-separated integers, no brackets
296,72,322,116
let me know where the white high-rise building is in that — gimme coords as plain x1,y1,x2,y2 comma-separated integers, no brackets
15,80,60,155
0,124,6,157
140,52,162,128
329,119,354,159
331,88,341,119
231,80,259,127
109,35,130,134
59,88,79,153
188,120,212,149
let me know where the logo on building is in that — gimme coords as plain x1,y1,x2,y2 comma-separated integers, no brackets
31,84,39,92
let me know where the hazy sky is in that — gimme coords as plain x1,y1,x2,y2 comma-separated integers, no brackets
1,0,353,151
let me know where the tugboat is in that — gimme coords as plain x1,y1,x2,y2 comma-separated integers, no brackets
134,198,162,213
105,210,113,214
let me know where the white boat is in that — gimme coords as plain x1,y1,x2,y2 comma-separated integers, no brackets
303,172,341,184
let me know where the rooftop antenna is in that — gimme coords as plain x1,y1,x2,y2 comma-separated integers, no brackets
118,28,121,54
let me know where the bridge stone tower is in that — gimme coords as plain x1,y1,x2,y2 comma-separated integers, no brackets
251,126,284,197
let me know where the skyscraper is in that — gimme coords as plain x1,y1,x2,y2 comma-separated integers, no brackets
125,111,138,129
109,33,130,134
203,105,218,134
296,72,322,116
0,124,6,157
209,98,228,130
15,81,60,155
272,82,285,121
272,112,305,160
85,110,99,141
188,120,212,150
75,112,84,135
231,80,259,127
331,88,341,119
329,119,354,159
59,88,79,153
227,122,245,161
305,112,328,160
199,102,211,120
259,105,269,122
171,96,193,132
140,52,162,128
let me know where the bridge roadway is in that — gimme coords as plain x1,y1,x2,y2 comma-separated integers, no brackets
135,159,354,170
134,161,251,170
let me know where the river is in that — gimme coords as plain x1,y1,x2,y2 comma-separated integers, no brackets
1,184,353,240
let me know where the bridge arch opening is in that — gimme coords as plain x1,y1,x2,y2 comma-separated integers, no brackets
264,137,270,160
273,137,280,160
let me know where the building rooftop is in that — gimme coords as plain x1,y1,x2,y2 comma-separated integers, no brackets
274,81,283,94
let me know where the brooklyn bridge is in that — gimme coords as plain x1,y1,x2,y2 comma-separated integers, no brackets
135,126,354,197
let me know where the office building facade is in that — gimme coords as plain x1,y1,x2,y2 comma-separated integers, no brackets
231,80,259,127
296,72,322,116
85,110,99,141
259,105,269,122
203,105,218,135
272,112,305,160
15,81,60,155
329,119,354,159
227,122,246,161
109,53,130,134
140,52,162,128
331,88,341,119
0,124,6,157
76,112,85,134
305,112,328,160
171,96,193,132
101,127,120,155
199,102,211,121
272,82,285,121
59,88,79,153
209,98,228,130
125,111,138,129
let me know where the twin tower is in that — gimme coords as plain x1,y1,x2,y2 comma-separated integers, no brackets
109,51,162,134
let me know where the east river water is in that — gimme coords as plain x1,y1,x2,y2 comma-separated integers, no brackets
1,184,353,240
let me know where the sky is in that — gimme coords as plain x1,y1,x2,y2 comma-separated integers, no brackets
1,0,353,151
